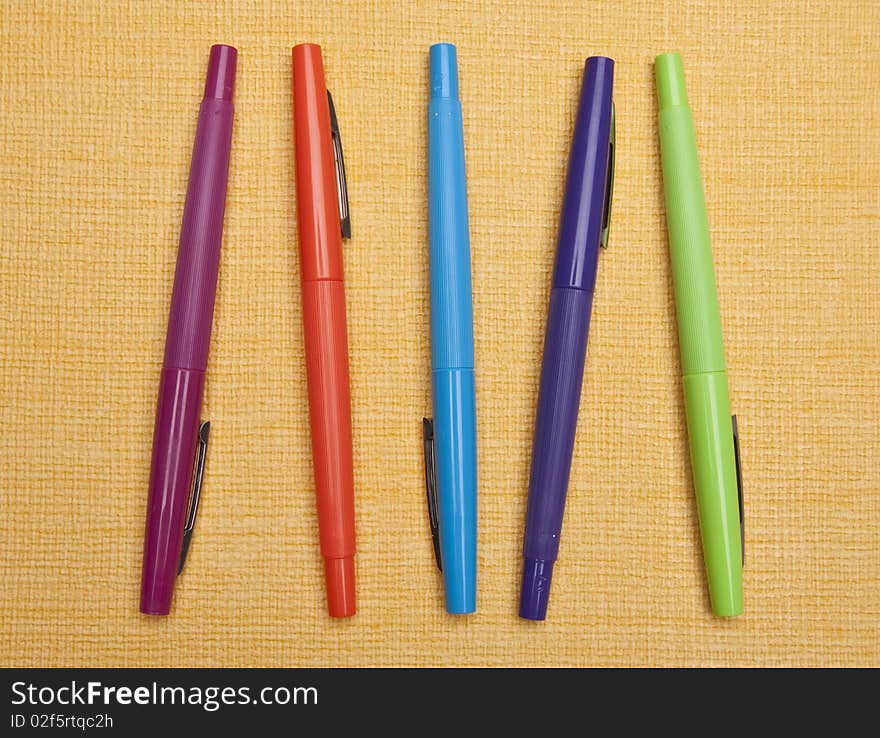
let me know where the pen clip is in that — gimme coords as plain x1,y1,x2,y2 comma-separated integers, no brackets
600,101,615,250
178,421,211,575
732,415,745,566
327,90,351,240
422,418,442,571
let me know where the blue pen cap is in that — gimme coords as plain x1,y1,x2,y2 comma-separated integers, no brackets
552,57,614,292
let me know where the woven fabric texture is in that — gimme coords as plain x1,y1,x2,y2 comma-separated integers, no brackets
1,1,877,667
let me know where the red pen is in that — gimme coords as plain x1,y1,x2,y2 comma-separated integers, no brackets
291,44,356,618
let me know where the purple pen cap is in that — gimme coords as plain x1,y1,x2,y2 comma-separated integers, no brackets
204,44,237,102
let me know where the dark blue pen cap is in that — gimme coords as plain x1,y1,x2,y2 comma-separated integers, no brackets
552,56,614,292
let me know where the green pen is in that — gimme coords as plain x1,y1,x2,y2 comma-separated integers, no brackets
655,53,744,617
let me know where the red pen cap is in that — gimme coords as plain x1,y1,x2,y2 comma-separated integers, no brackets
292,43,345,282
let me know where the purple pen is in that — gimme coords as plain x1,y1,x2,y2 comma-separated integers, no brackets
140,45,236,615
519,57,614,621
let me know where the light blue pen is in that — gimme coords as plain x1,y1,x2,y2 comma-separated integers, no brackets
423,43,477,614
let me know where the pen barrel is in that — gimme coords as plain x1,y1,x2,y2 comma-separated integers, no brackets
520,287,592,620
301,280,356,617
683,372,743,616
431,368,477,614
164,93,235,371
656,77,725,375
428,45,474,372
141,367,205,615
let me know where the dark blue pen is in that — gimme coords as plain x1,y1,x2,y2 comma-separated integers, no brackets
519,57,615,621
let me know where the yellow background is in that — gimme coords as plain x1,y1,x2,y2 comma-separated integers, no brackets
1,0,877,667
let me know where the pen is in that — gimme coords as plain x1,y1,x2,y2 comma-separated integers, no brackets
423,43,477,614
140,44,236,615
292,43,356,618
655,52,744,616
519,56,614,621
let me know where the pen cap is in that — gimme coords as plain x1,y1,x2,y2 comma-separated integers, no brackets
141,368,206,615
553,56,614,291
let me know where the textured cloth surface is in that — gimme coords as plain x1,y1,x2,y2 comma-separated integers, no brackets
1,1,878,667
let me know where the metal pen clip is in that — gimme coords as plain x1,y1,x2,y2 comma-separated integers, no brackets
422,418,442,571
178,421,211,575
732,415,745,566
600,101,615,250
327,90,351,239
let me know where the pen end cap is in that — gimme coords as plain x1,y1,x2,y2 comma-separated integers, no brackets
292,42,322,66
519,558,554,621
655,52,687,109
430,43,459,100
325,556,356,618
205,44,237,102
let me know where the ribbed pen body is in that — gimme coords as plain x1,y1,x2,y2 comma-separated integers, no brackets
428,44,474,372
656,57,724,376
164,72,235,371
520,287,592,620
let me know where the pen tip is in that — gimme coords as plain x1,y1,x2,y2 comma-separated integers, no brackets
205,44,237,103
655,52,687,109
429,43,459,100
519,558,553,621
